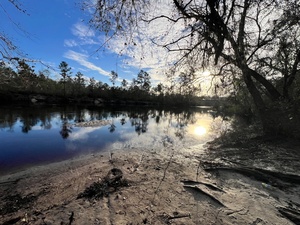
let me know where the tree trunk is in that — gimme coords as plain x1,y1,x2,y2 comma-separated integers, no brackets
242,69,282,134
242,69,300,137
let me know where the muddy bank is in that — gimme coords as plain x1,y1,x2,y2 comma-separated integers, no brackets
0,140,299,225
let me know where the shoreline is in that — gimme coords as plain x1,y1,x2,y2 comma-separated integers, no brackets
1,144,299,224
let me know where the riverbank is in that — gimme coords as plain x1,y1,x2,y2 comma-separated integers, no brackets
0,138,299,224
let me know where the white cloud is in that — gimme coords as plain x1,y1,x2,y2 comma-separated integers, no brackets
64,50,110,77
66,1,195,84
64,22,100,48
103,1,188,83
64,39,78,47
69,127,100,141
72,22,95,38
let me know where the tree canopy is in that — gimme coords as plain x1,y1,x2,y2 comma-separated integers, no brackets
85,0,300,135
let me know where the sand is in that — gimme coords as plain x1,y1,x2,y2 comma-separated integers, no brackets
0,143,299,225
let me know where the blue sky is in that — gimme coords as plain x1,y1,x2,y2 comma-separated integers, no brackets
1,0,143,85
1,0,215,92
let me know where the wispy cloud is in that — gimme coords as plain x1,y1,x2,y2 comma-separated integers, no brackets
64,39,78,47
64,50,110,77
65,22,100,47
72,22,95,38
103,1,187,83
68,127,100,141
65,1,188,84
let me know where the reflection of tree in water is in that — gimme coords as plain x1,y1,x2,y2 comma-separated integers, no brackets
120,118,126,125
108,123,116,133
155,115,160,124
74,108,85,123
129,112,149,135
60,107,73,139
170,110,196,140
0,109,18,131
20,115,39,133
40,114,52,130
60,121,72,139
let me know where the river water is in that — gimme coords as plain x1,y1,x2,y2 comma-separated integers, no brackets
0,105,231,174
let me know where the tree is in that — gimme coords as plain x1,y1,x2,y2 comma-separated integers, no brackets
0,61,18,91
17,60,37,91
136,70,151,92
88,77,96,96
121,79,128,90
110,70,118,87
85,0,300,135
0,0,28,61
59,61,72,98
74,71,85,96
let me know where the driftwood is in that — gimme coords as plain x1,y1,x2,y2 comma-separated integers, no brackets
181,180,225,192
158,212,191,224
183,185,225,207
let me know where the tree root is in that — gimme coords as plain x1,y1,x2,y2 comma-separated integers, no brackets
201,161,300,188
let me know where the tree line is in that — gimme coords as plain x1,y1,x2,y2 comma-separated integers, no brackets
0,60,203,106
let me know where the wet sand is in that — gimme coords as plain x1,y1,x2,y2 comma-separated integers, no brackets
0,143,299,225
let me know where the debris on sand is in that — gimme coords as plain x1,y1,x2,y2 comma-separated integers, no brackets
0,193,37,215
77,168,129,200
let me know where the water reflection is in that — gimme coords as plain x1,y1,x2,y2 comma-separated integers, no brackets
194,126,207,136
60,122,72,139
0,105,232,173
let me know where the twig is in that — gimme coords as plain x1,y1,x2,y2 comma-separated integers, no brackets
109,152,114,163
0,178,21,185
68,212,74,225
168,213,191,220
196,160,202,181
152,153,174,201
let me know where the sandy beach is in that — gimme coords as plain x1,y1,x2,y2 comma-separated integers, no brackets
0,141,299,225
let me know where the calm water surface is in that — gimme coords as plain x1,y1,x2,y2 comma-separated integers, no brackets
0,105,231,174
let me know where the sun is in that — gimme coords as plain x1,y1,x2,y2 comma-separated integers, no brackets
202,70,211,76
194,126,207,136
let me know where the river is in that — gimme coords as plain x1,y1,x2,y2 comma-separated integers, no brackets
0,104,231,174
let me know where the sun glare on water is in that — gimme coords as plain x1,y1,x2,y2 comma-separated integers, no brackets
194,126,207,136
202,70,211,76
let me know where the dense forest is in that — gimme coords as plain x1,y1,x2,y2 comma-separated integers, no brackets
0,60,209,106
